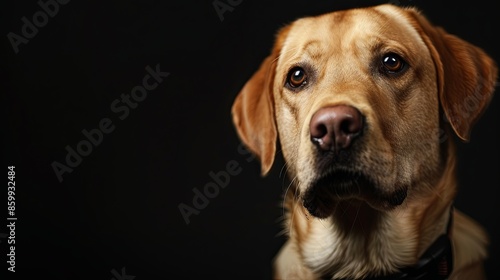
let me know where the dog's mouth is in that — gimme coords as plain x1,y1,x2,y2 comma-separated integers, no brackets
302,169,407,218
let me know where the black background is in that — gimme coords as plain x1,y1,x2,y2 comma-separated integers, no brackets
3,0,499,279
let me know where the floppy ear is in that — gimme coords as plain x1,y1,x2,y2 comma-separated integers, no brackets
231,26,290,175
407,9,498,141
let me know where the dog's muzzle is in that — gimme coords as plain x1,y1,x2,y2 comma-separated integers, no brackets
303,105,408,217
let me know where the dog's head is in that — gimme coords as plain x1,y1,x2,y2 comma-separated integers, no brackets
232,4,497,218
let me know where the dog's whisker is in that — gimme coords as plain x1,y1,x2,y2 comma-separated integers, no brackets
348,200,362,236
273,46,301,64
288,188,304,239
279,163,288,179
282,175,298,218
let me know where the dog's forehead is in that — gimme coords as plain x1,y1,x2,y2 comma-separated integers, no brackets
279,4,423,62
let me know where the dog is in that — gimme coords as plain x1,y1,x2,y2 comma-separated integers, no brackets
231,3,497,280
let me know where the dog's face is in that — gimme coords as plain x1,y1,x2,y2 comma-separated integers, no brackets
274,6,442,216
232,4,497,218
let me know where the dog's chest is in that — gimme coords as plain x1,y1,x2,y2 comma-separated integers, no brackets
296,214,417,278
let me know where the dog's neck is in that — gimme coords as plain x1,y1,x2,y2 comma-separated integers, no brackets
290,141,457,278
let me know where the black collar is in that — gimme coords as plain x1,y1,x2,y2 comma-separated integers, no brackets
370,234,453,280
371,207,454,280
332,207,454,280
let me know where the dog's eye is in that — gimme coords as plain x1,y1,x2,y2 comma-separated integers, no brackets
287,67,307,88
381,53,406,74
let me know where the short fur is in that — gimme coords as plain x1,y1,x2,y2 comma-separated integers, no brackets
232,4,497,279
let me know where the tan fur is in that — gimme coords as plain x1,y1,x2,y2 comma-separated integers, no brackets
232,4,497,279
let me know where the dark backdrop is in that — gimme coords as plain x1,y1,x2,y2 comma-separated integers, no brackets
3,0,499,279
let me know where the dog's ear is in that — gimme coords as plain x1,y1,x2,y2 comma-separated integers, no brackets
407,8,498,141
231,25,290,175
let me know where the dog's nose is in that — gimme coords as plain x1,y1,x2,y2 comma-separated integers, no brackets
309,105,363,152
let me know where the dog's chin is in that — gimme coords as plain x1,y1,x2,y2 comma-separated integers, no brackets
302,170,408,219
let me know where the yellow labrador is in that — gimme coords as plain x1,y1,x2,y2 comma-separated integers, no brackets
232,4,497,280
